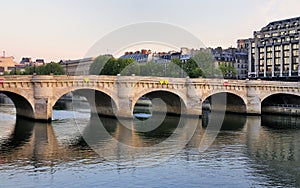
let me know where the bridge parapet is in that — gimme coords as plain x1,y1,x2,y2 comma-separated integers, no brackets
0,75,299,121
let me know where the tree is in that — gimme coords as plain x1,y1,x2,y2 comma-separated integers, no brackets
89,55,111,75
100,58,117,75
218,62,238,78
190,67,203,78
191,50,219,78
46,62,65,75
184,58,202,78
121,61,140,75
169,58,183,77
117,58,136,75
99,57,137,75
23,62,65,75
9,68,22,75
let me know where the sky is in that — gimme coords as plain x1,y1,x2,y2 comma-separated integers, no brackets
0,0,299,62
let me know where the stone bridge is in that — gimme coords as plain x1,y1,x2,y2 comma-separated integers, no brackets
0,75,299,121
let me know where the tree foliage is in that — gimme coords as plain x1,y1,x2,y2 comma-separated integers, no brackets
89,50,225,78
8,62,65,75
218,62,238,78
191,50,220,78
89,55,111,75
23,62,65,75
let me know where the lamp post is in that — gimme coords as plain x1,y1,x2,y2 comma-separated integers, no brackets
164,60,167,77
181,60,184,78
66,62,68,75
33,64,36,75
50,63,53,75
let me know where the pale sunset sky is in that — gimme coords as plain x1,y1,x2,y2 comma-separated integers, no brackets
0,0,299,62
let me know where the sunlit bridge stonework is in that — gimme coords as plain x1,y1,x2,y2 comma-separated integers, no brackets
0,75,299,121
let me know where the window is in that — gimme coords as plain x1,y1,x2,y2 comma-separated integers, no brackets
292,44,299,49
259,59,264,66
259,53,264,59
267,52,272,58
267,59,272,65
284,45,289,50
284,51,290,57
293,64,298,71
284,65,289,71
284,57,290,64
260,67,264,72
293,50,299,56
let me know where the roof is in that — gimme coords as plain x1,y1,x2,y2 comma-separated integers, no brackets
261,16,300,32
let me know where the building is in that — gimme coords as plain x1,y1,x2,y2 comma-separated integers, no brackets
119,49,152,64
248,16,300,80
20,57,33,65
235,51,248,79
59,57,95,75
212,47,248,79
35,59,45,66
120,49,188,64
0,52,18,74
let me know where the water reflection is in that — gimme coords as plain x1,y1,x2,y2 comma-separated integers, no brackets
0,107,300,187
246,116,300,187
75,114,199,166
0,118,34,154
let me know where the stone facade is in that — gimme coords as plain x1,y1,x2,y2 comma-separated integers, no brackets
248,16,300,79
0,75,299,121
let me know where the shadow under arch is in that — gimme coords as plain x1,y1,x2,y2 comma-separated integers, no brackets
133,90,187,117
53,89,118,118
202,92,247,114
261,93,300,115
0,91,34,119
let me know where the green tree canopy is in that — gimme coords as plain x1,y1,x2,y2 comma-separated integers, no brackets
218,62,238,78
93,57,137,75
89,55,111,75
23,62,65,75
191,50,219,78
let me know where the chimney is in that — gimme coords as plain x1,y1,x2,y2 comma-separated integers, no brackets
2,51,5,58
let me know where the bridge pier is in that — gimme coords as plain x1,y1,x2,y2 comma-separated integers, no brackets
32,75,54,122
34,98,52,122
246,88,261,115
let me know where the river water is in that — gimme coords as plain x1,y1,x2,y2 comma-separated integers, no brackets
0,103,300,188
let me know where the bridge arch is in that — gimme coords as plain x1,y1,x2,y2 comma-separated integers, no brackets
52,88,118,118
202,91,247,114
132,88,187,116
261,92,300,102
261,93,300,115
0,91,35,119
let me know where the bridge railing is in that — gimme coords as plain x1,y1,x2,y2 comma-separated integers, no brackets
265,104,300,109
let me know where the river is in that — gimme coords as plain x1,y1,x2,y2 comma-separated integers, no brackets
0,102,300,188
